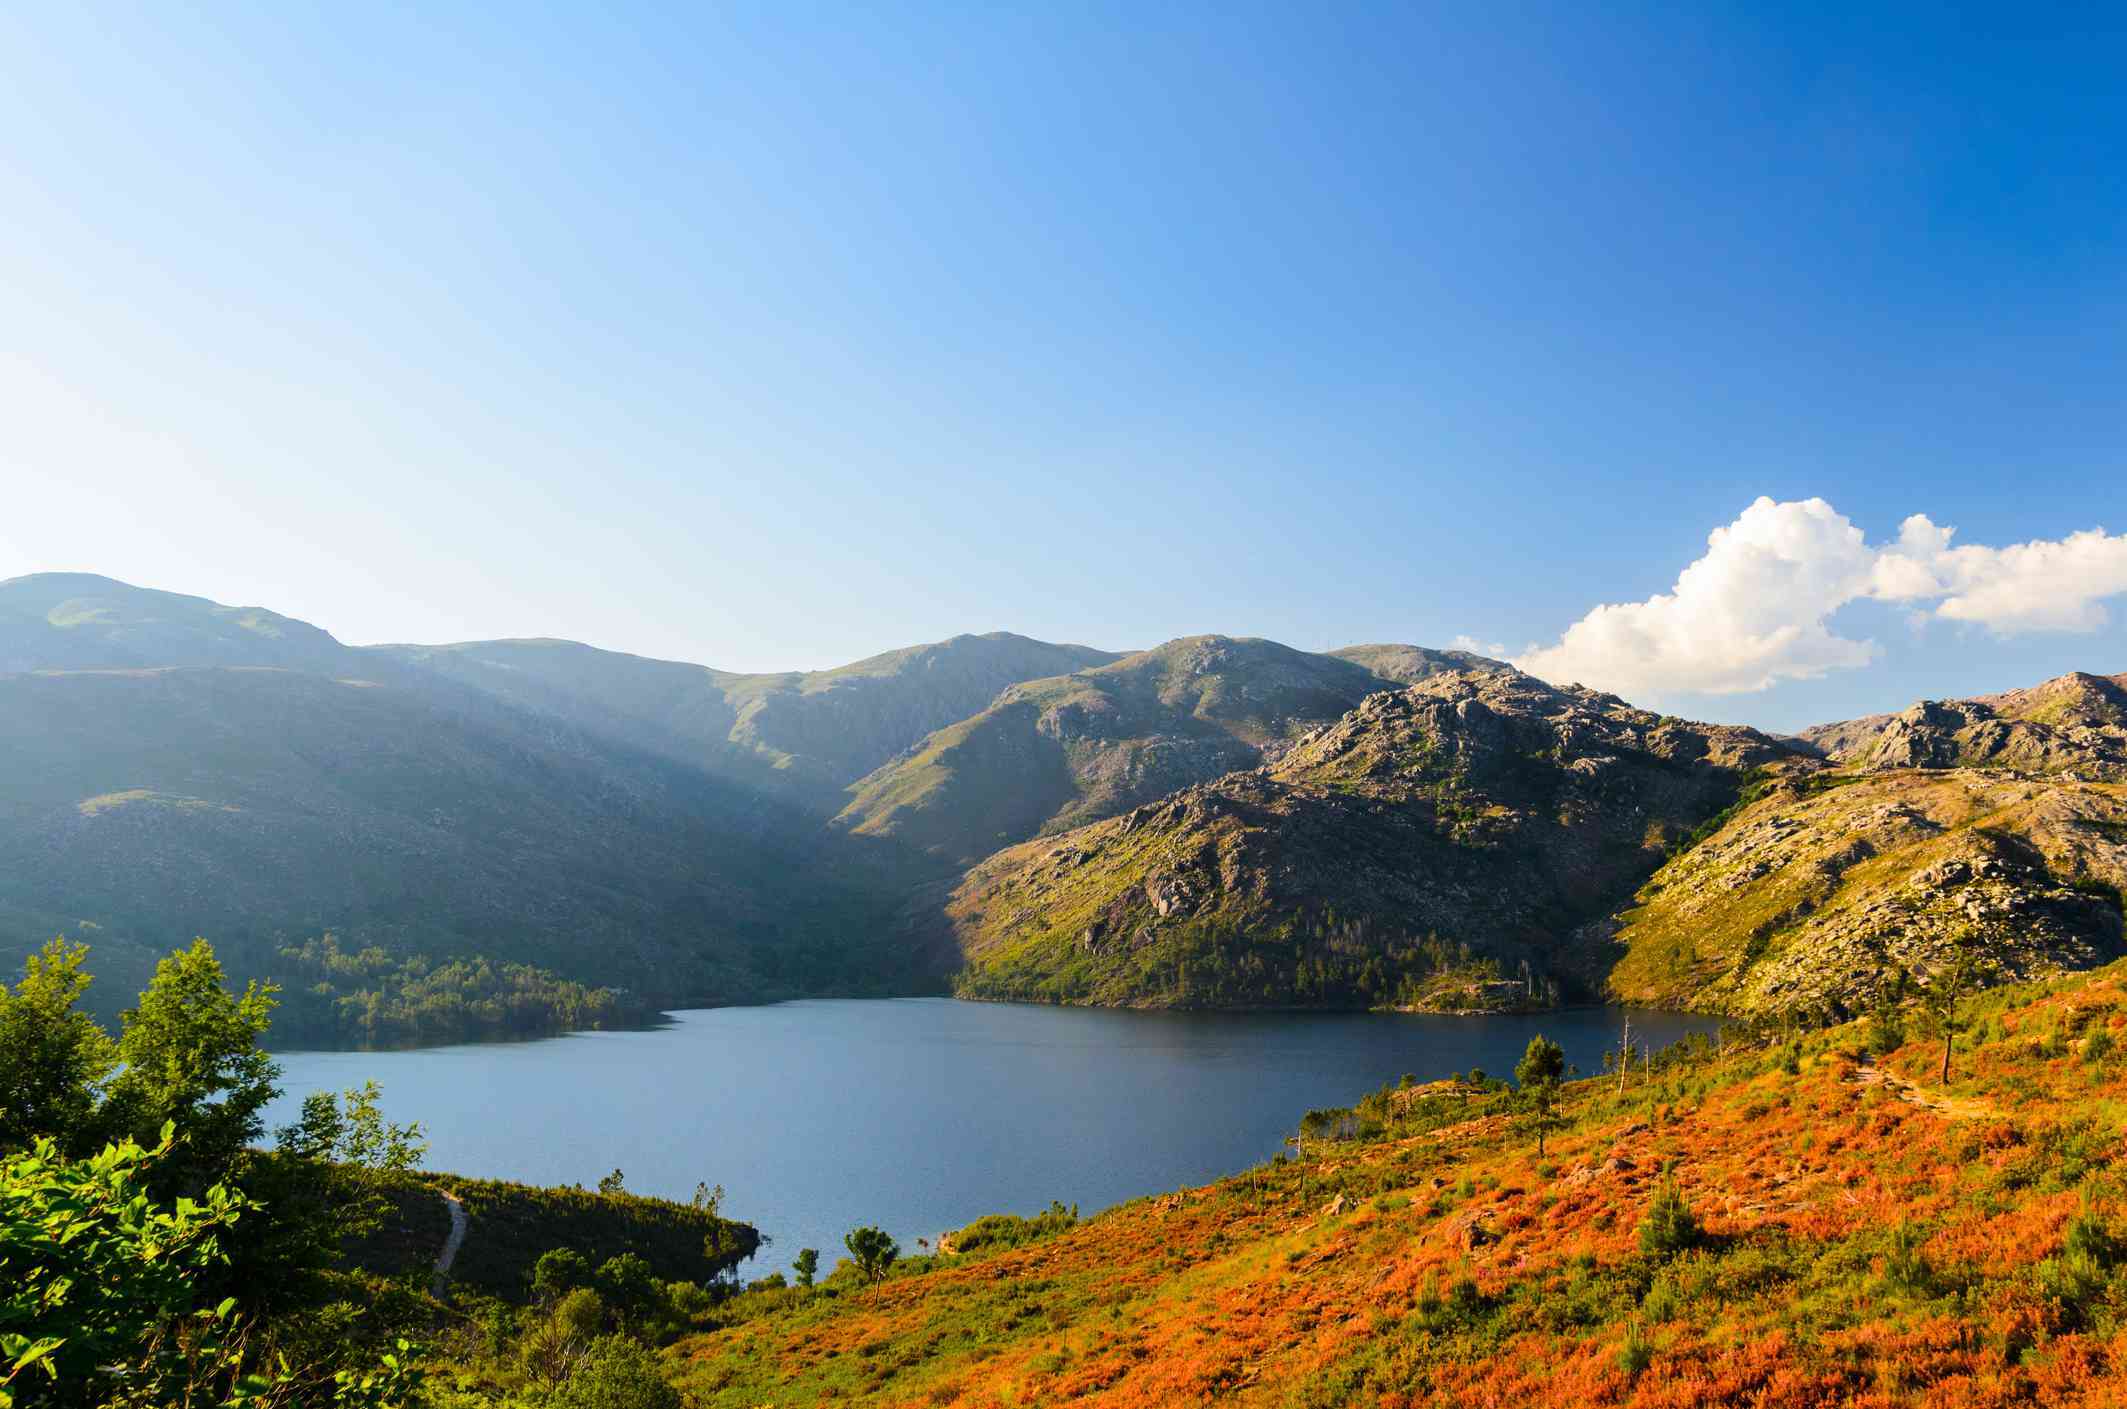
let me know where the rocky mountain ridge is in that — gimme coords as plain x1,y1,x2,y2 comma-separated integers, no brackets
12,570,2127,1028
1612,669,2127,1019
1799,670,2127,778
945,667,1794,1009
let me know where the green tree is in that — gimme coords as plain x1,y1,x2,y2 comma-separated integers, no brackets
843,1226,899,1286
792,1248,820,1290
0,939,117,1154
1515,1034,1566,1158
1638,1165,1700,1256
103,940,279,1188
598,1169,627,1195
273,1091,346,1163
273,1081,425,1171
1920,947,1993,1085
550,1334,682,1409
334,1081,426,1171
594,1253,660,1332
533,1247,594,1303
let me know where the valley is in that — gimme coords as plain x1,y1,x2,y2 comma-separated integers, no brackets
6,572,2124,1042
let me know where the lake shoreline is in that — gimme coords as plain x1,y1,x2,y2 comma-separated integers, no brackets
263,997,1720,1275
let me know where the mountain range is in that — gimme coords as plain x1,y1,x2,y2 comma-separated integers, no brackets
4,570,2123,1038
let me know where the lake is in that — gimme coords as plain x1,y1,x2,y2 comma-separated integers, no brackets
263,998,1717,1276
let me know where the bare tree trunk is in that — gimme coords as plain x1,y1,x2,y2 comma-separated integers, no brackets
1617,1015,1632,1097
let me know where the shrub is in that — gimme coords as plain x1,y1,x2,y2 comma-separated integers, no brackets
551,1334,682,1409
1617,1320,1653,1377
949,1201,1079,1255
0,1125,422,1407
1638,1169,1700,1257
1881,1221,1934,1294
557,1287,608,1340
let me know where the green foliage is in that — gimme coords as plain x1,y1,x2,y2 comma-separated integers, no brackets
270,934,663,1049
556,1289,607,1341
598,1169,627,1196
595,1254,661,1328
103,940,279,1187
0,940,116,1154
792,1248,819,1289
1638,1167,1701,1257
1868,968,1908,1056
274,1082,426,1172
421,1175,759,1299
548,1335,682,1409
1663,768,1776,860
1616,1319,1653,1377
947,1202,1078,1256
534,1248,594,1303
842,1227,900,1286
1515,1034,1566,1156
1880,1220,1935,1295
1920,944,1997,1084
0,1126,420,1408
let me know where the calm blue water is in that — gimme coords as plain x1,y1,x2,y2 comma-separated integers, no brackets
262,999,1715,1276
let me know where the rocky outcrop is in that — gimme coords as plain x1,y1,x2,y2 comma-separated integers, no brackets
1609,766,2127,1019
1800,672,2127,780
947,667,1794,1008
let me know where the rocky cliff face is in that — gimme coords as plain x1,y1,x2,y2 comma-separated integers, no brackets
946,668,1792,1008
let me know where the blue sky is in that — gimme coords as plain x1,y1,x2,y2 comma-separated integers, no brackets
2,3,2123,729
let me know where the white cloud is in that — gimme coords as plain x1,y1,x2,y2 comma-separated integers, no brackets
1514,497,2127,697
1883,521,2127,633
1450,634,1512,658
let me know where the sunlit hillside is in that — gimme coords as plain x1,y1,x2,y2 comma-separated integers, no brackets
664,961,2127,1407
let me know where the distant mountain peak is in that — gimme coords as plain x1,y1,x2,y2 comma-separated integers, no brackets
0,572,347,674
1799,668,2127,778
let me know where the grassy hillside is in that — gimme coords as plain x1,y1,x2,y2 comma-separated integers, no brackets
666,959,2127,1407
0,664,936,1028
945,668,1792,1008
375,631,1121,813
838,637,1497,865
0,570,355,673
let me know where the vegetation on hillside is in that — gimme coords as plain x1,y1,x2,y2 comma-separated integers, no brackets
663,957,2127,1406
374,630,1121,815
0,663,938,1035
948,669,1792,1009
0,935,761,1409
267,936,663,1049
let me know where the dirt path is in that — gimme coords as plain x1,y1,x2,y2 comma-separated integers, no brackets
1850,1055,1996,1120
431,1189,467,1299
